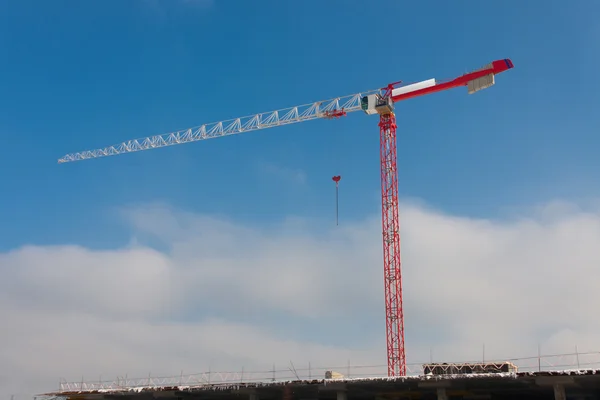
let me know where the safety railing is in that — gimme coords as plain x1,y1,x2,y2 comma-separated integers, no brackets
55,350,600,393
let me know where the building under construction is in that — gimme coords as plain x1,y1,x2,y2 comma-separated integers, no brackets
41,362,600,400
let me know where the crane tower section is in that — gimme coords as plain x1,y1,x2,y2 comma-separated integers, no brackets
364,81,406,377
379,109,404,377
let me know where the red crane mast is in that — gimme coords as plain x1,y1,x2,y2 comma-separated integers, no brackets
58,59,515,377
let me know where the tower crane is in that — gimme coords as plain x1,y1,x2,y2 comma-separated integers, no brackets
58,58,514,377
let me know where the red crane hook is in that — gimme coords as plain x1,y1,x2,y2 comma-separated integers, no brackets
332,176,341,225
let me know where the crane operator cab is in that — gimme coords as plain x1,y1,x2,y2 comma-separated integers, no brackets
361,94,394,116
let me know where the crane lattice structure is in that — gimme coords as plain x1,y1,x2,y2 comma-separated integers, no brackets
58,58,514,377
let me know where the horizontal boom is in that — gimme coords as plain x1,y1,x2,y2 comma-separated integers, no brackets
57,90,379,163
57,58,513,164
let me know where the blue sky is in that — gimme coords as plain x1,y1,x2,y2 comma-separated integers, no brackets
1,0,598,250
2,1,600,396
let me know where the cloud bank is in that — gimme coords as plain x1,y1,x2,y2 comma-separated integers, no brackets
2,199,600,398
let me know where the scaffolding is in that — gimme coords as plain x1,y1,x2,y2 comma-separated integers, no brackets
423,361,518,375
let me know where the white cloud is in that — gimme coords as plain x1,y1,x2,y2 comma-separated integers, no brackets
2,199,600,398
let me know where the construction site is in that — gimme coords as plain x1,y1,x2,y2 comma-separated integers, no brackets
3,2,598,399
37,56,599,400
40,362,600,400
